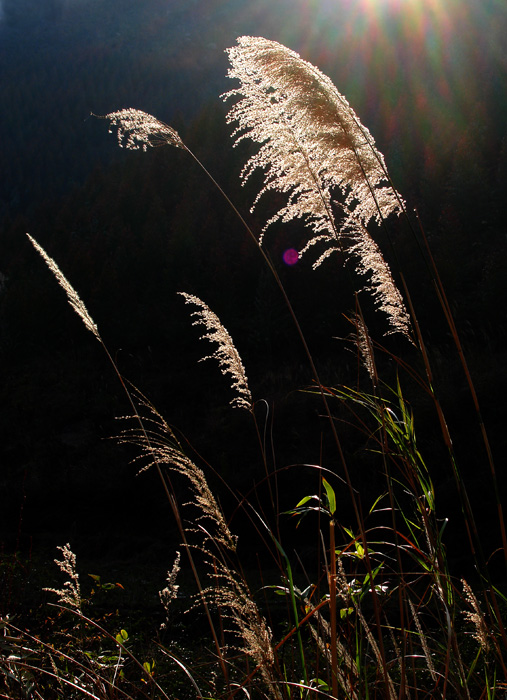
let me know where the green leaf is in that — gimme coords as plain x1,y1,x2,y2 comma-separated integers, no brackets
143,661,154,675
369,492,387,515
295,494,319,508
274,587,290,596
116,629,129,645
322,478,336,515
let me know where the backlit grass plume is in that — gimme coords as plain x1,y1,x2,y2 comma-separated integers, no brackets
43,543,82,612
224,36,411,337
27,234,100,341
96,108,185,151
120,389,238,552
179,292,252,410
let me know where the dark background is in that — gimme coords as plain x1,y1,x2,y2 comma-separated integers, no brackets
0,0,506,579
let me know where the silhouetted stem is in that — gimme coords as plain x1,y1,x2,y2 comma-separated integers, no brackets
329,518,339,699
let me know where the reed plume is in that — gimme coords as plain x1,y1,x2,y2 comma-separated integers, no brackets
179,292,252,410
349,311,376,382
96,108,185,151
26,234,100,341
118,388,237,552
224,36,411,337
462,579,491,653
201,561,280,700
43,544,82,611
159,551,181,630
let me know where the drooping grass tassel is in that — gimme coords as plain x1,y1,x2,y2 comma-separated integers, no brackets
224,36,412,339
178,292,252,411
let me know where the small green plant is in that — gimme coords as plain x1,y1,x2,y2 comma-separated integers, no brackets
88,574,124,594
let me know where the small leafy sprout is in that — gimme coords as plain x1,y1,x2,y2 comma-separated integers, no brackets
338,526,377,559
285,477,337,526
142,660,156,681
351,564,388,601
115,629,129,646
88,573,124,592
309,678,330,692
322,477,336,517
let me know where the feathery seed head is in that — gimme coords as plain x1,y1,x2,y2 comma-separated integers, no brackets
159,551,181,629
199,561,279,698
224,36,412,339
179,293,252,410
462,579,490,653
99,108,184,151
27,234,100,341
348,226,412,337
119,392,238,551
43,544,82,611
224,36,403,237
349,313,376,381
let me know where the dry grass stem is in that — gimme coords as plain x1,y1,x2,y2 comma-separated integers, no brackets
408,599,437,682
356,607,396,700
304,596,359,698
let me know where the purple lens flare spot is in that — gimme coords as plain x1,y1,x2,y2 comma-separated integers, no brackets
283,248,299,266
